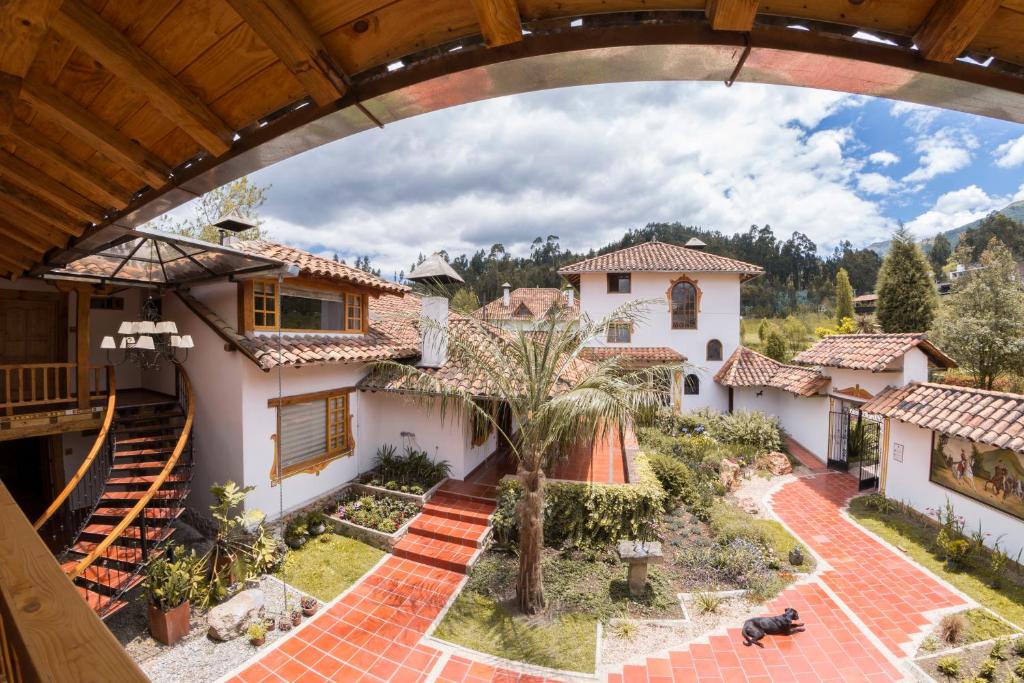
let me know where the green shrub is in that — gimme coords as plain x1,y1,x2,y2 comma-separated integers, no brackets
694,591,723,614
936,655,961,677
746,572,784,602
494,453,665,548
708,411,784,454
1014,659,1024,678
990,638,1008,660
1013,637,1024,657
648,453,692,510
372,445,451,488
977,658,997,680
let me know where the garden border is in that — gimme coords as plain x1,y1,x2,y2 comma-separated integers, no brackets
352,476,449,505
326,484,423,551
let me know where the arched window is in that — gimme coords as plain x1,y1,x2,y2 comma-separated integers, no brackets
671,281,697,329
706,339,723,361
684,374,700,395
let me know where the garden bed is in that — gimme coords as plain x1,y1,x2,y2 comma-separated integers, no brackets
351,478,447,505
915,634,1024,682
326,487,421,551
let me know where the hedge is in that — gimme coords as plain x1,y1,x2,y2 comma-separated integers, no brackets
492,452,665,548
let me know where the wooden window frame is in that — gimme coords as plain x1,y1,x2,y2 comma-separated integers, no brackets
242,278,369,335
607,320,632,343
606,272,631,294
706,339,723,361
268,387,355,484
252,280,277,331
667,275,701,330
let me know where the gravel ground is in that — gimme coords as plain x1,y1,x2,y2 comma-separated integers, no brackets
108,575,309,683
730,470,798,518
601,594,754,668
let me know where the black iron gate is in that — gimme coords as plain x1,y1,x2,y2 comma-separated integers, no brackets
829,407,882,491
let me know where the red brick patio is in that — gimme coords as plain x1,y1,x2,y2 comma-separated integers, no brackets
227,467,968,683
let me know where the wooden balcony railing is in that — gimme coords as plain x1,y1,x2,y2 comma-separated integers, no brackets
0,363,109,416
0,480,147,683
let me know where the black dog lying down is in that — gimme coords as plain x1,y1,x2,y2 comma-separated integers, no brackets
741,608,805,646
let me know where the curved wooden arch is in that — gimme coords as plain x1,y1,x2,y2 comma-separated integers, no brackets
0,1,1022,280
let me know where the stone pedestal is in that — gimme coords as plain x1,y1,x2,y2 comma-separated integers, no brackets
616,540,664,597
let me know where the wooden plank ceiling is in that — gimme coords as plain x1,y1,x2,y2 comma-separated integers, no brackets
0,0,1022,282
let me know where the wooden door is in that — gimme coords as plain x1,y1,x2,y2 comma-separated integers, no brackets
0,291,67,364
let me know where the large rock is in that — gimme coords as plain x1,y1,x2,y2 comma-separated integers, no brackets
758,452,793,476
207,589,265,641
719,458,741,492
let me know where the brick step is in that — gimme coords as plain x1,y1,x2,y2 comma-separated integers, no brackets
113,447,175,458
406,515,490,548
105,473,188,488
436,480,498,503
113,421,184,435
100,489,185,503
92,506,184,520
392,534,477,574
76,586,128,618
420,494,494,526
81,523,173,544
64,563,143,594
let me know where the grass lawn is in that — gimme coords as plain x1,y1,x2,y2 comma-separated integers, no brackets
273,533,384,602
847,497,1024,628
434,591,598,673
709,502,816,574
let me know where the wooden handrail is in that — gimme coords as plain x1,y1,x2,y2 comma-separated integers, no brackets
34,366,116,530
0,481,148,682
68,365,194,581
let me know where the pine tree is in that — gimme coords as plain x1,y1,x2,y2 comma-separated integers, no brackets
835,268,855,322
758,319,770,343
928,233,952,280
764,331,788,362
876,226,938,333
450,288,480,315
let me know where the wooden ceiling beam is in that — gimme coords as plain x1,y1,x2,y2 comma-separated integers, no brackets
0,250,33,273
20,77,170,189
226,0,348,106
706,0,759,31
0,0,62,78
4,120,132,208
469,0,523,47
51,0,234,156
0,73,18,133
0,218,56,253
914,0,1001,62
0,180,85,238
0,148,103,222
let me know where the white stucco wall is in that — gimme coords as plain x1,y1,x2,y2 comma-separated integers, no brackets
883,420,1024,559
578,271,741,412
732,387,829,461
827,367,900,400
357,391,496,481
900,347,930,385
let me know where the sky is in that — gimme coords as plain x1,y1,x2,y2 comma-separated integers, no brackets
165,80,1024,278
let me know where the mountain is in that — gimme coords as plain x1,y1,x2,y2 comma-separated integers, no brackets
866,200,1024,255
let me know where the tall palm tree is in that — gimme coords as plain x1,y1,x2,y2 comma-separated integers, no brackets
370,299,682,614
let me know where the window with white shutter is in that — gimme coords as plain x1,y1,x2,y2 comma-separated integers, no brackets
270,389,353,483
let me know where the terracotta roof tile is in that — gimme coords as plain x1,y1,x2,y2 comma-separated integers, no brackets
557,241,763,280
175,290,419,370
476,288,579,322
580,347,686,363
793,333,956,372
714,346,829,397
234,240,408,294
862,382,1024,454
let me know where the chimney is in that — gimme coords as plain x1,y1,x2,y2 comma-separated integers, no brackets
563,284,575,307
405,253,464,369
419,296,448,368
684,238,707,251
502,282,511,308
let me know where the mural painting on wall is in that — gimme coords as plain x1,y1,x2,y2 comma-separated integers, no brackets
930,433,1024,521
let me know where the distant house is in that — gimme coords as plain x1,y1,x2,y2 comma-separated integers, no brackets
475,284,579,331
853,293,878,314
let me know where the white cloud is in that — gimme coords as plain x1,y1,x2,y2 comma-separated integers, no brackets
903,128,976,183
890,101,941,133
994,134,1024,168
904,184,1019,236
857,172,899,195
868,150,900,166
237,82,891,275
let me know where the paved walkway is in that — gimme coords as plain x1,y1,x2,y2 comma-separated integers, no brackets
228,463,969,683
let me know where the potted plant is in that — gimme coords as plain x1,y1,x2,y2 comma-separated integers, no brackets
285,519,309,550
306,510,327,537
247,621,267,647
301,596,317,617
143,544,204,646
278,619,292,633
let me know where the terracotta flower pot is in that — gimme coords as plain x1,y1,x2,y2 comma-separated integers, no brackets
148,601,190,646
291,611,301,627
250,636,266,647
